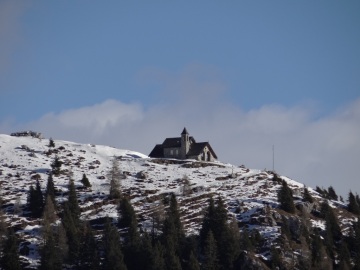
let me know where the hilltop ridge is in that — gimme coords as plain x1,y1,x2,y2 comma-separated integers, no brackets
0,134,358,269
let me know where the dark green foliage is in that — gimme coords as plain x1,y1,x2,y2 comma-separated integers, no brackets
348,191,360,215
0,229,21,270
187,251,200,270
118,197,140,245
320,202,342,252
315,186,327,197
61,177,82,264
27,180,44,218
67,178,80,221
103,219,127,270
270,247,281,269
202,230,219,270
39,233,63,270
48,138,55,148
278,180,295,213
108,159,122,200
45,173,56,208
327,186,338,201
200,197,239,269
51,156,62,176
78,223,99,270
80,173,91,188
303,186,314,203
161,194,184,270
240,229,253,252
62,203,81,263
338,240,351,269
118,197,141,270
151,241,166,270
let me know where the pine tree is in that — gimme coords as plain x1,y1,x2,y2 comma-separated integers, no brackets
327,186,338,201
348,191,360,214
39,224,68,270
78,223,99,270
48,138,55,148
321,201,342,254
67,177,80,221
118,197,141,270
51,156,62,176
187,251,200,270
240,229,253,252
39,233,62,270
61,176,81,264
45,172,56,208
102,219,127,270
0,229,21,270
202,230,219,270
200,197,216,246
27,181,44,218
161,193,184,259
303,186,314,203
278,180,295,213
42,195,57,238
108,158,122,200
150,241,166,270
35,179,44,216
80,173,91,188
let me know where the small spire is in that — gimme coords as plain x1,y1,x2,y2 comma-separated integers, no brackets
181,127,189,135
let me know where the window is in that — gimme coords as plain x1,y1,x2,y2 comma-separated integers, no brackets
170,150,173,155
175,149,178,155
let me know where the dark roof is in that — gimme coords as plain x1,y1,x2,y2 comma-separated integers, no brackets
187,142,218,159
181,127,189,135
149,144,164,158
162,137,181,148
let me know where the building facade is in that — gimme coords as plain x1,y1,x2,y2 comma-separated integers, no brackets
149,128,217,161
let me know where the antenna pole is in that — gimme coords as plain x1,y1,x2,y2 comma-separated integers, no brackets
272,145,275,172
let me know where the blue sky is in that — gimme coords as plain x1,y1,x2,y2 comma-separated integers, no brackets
1,1,359,196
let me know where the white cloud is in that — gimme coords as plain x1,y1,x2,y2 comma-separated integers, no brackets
2,65,359,198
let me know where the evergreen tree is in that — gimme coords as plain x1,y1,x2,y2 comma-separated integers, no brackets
118,197,141,270
321,202,342,253
78,223,99,270
45,173,56,207
67,177,80,221
187,251,200,270
27,181,44,218
151,241,166,270
0,229,21,270
42,195,57,238
327,186,338,201
200,197,216,246
270,247,281,270
61,176,81,264
160,194,184,270
202,230,219,270
39,233,62,270
348,191,360,215
35,180,44,216
239,229,253,252
108,158,122,199
102,219,127,270
39,224,68,270
303,186,314,203
48,138,55,148
278,180,295,213
51,156,62,176
80,173,91,188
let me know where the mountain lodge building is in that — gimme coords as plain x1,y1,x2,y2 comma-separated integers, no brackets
149,128,217,161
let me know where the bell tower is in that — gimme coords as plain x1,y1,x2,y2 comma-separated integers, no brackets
181,127,189,159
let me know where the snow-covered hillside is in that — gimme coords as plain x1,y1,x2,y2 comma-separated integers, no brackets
0,134,356,268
